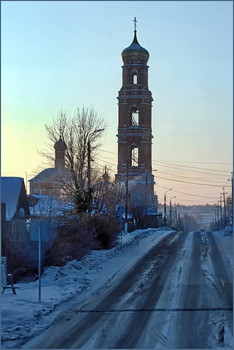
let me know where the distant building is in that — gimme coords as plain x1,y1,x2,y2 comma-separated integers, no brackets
29,137,70,198
115,19,156,209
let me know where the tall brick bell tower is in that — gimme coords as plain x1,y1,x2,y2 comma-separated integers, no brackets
115,18,155,208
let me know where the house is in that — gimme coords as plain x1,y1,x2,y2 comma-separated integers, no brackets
1,177,33,279
1,177,30,222
1,177,30,251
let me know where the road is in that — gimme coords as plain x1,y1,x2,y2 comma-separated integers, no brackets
31,230,233,349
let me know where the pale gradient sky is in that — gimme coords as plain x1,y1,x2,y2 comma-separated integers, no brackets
2,1,233,205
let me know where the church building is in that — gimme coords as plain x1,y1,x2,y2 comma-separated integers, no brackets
115,19,155,209
29,137,69,198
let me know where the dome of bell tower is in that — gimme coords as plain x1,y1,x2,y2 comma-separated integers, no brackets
121,30,149,62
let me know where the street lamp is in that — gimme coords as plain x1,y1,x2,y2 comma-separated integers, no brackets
164,188,172,226
87,128,105,216
169,196,176,227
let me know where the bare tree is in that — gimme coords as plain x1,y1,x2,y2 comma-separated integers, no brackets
92,169,126,214
39,107,107,215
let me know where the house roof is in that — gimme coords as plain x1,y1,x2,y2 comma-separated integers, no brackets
29,194,74,217
1,177,26,220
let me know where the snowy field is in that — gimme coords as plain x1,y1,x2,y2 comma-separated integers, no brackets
1,227,173,349
1,227,233,349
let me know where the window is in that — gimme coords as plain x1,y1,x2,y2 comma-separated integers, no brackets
131,106,139,126
132,111,139,126
131,147,139,167
133,74,138,84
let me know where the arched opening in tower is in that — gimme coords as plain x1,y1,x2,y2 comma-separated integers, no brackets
132,72,138,84
131,146,139,167
131,108,139,126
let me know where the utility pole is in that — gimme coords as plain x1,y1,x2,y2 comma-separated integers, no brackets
222,187,227,227
219,197,223,229
227,173,233,201
169,201,172,227
169,196,176,228
144,174,148,228
125,161,129,233
87,128,105,217
175,206,178,231
87,140,91,217
227,174,233,224
214,207,217,230
217,201,220,230
164,188,172,226
178,212,181,231
144,174,148,216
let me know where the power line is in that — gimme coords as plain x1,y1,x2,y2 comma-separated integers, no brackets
95,158,117,168
156,175,231,188
155,160,231,173
100,149,117,156
99,149,232,175
155,160,232,165
156,184,219,199
153,161,230,177
154,170,229,184
172,190,219,199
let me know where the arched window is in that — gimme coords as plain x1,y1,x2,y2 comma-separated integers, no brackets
132,71,138,84
131,146,139,167
131,106,139,126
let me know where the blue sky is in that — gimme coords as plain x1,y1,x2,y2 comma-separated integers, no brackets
2,1,233,204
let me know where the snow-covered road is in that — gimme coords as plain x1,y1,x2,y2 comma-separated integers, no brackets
1,228,173,349
1,227,233,349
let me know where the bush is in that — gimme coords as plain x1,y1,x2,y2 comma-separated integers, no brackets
44,214,120,267
44,218,100,266
89,214,119,249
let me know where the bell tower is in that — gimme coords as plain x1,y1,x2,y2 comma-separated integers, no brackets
115,18,155,207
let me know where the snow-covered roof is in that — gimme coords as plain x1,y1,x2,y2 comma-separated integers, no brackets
29,167,71,183
29,194,74,217
1,177,25,221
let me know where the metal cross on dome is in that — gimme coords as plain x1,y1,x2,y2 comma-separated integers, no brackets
59,126,62,138
134,17,137,31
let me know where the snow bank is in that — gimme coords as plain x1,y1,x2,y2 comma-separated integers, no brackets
1,228,173,349
212,227,233,269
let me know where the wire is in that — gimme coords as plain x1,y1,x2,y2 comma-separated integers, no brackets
172,190,219,199
99,149,117,155
99,149,232,175
155,159,232,165
155,160,231,173
95,158,117,168
155,170,229,184
156,175,231,188
153,162,230,177
156,184,220,199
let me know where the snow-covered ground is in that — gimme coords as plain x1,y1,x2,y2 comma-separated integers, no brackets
213,226,233,269
1,227,232,349
1,227,173,349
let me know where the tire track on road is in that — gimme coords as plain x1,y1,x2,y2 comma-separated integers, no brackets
33,231,178,349
113,232,186,349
